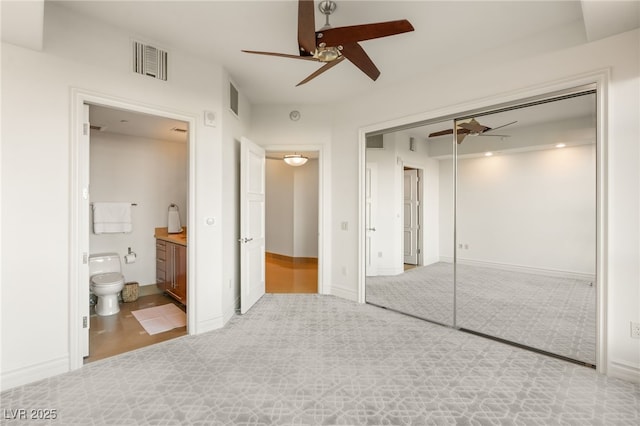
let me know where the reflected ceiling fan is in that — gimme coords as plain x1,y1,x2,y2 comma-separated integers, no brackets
242,0,414,86
428,118,517,144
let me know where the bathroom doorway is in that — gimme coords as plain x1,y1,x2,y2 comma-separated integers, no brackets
70,95,195,368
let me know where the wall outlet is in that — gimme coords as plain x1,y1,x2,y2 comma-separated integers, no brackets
378,252,383,258
341,221,348,231
341,266,347,276
631,322,640,338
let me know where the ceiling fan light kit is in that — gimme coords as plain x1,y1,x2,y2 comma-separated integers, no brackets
283,154,309,167
242,0,414,86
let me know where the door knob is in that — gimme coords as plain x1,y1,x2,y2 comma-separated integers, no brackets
238,237,254,243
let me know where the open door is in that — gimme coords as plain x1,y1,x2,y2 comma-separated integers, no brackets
240,137,266,314
365,163,378,276
403,169,419,265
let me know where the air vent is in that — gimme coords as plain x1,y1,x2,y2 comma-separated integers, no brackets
170,127,187,133
90,124,106,131
230,82,239,116
133,41,168,81
366,134,384,149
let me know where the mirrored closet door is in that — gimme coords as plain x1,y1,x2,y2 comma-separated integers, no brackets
365,123,455,326
365,87,597,366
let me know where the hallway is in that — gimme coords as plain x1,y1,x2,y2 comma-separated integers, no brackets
265,253,317,293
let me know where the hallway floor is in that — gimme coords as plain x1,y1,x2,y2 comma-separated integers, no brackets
85,293,186,364
266,253,318,293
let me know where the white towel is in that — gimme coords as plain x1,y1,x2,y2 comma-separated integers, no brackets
92,202,132,234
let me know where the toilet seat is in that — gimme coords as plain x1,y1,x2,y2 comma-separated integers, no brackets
91,272,124,286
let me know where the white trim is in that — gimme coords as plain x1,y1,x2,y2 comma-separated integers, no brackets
358,69,609,374
608,359,640,384
439,257,596,282
262,143,330,296
1,356,68,392
331,284,358,302
69,88,197,370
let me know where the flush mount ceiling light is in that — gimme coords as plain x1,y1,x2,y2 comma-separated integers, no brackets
283,154,308,167
555,143,566,148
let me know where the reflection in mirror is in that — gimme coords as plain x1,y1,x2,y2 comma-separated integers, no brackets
365,121,455,326
454,91,597,365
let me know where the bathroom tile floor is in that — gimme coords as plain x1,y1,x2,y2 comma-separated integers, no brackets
85,293,187,364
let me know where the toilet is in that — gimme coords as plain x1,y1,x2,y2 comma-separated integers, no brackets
89,253,125,316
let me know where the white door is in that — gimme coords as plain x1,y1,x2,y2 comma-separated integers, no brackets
240,137,266,314
403,169,419,265
80,104,91,356
365,163,378,276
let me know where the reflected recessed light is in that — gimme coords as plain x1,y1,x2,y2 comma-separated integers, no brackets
555,143,566,148
484,152,493,157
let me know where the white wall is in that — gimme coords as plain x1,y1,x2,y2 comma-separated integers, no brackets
265,158,319,258
265,158,294,256
439,144,596,276
0,2,244,389
293,159,319,257
89,131,188,287
328,30,639,381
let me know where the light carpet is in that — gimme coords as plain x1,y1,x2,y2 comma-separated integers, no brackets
366,262,596,364
131,303,186,335
1,294,637,425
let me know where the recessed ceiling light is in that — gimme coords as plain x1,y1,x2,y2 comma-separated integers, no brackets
484,152,493,157
555,143,566,148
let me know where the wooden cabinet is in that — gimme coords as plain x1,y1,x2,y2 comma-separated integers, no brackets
156,239,187,305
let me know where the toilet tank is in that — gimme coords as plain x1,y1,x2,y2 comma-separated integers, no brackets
89,253,122,276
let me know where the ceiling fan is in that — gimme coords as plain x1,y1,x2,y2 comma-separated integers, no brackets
428,118,517,144
242,0,414,86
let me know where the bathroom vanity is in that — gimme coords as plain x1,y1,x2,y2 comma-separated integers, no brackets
155,227,187,305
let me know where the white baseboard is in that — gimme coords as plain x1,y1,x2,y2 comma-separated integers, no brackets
194,315,224,335
439,256,595,281
375,267,404,276
608,359,640,384
222,297,240,325
331,284,358,302
1,356,69,392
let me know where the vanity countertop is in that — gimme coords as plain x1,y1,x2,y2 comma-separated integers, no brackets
155,227,187,246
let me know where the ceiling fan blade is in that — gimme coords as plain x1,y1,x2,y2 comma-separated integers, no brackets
242,50,318,61
457,133,467,144
458,118,489,133
317,19,414,45
340,43,380,81
428,128,469,138
298,0,317,55
296,57,345,86
484,120,518,133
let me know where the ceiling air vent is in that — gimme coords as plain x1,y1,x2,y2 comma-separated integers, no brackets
230,82,239,116
366,134,384,149
133,40,168,81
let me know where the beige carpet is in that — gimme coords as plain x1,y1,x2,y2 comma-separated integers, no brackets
131,303,186,335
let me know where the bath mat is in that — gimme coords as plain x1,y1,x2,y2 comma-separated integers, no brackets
131,303,186,335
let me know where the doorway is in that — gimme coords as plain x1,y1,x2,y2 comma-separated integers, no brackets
264,150,319,293
403,166,423,270
70,90,197,370
83,104,189,363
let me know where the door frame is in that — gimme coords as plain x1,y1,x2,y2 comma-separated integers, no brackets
358,70,609,374
69,89,197,370
263,144,327,295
